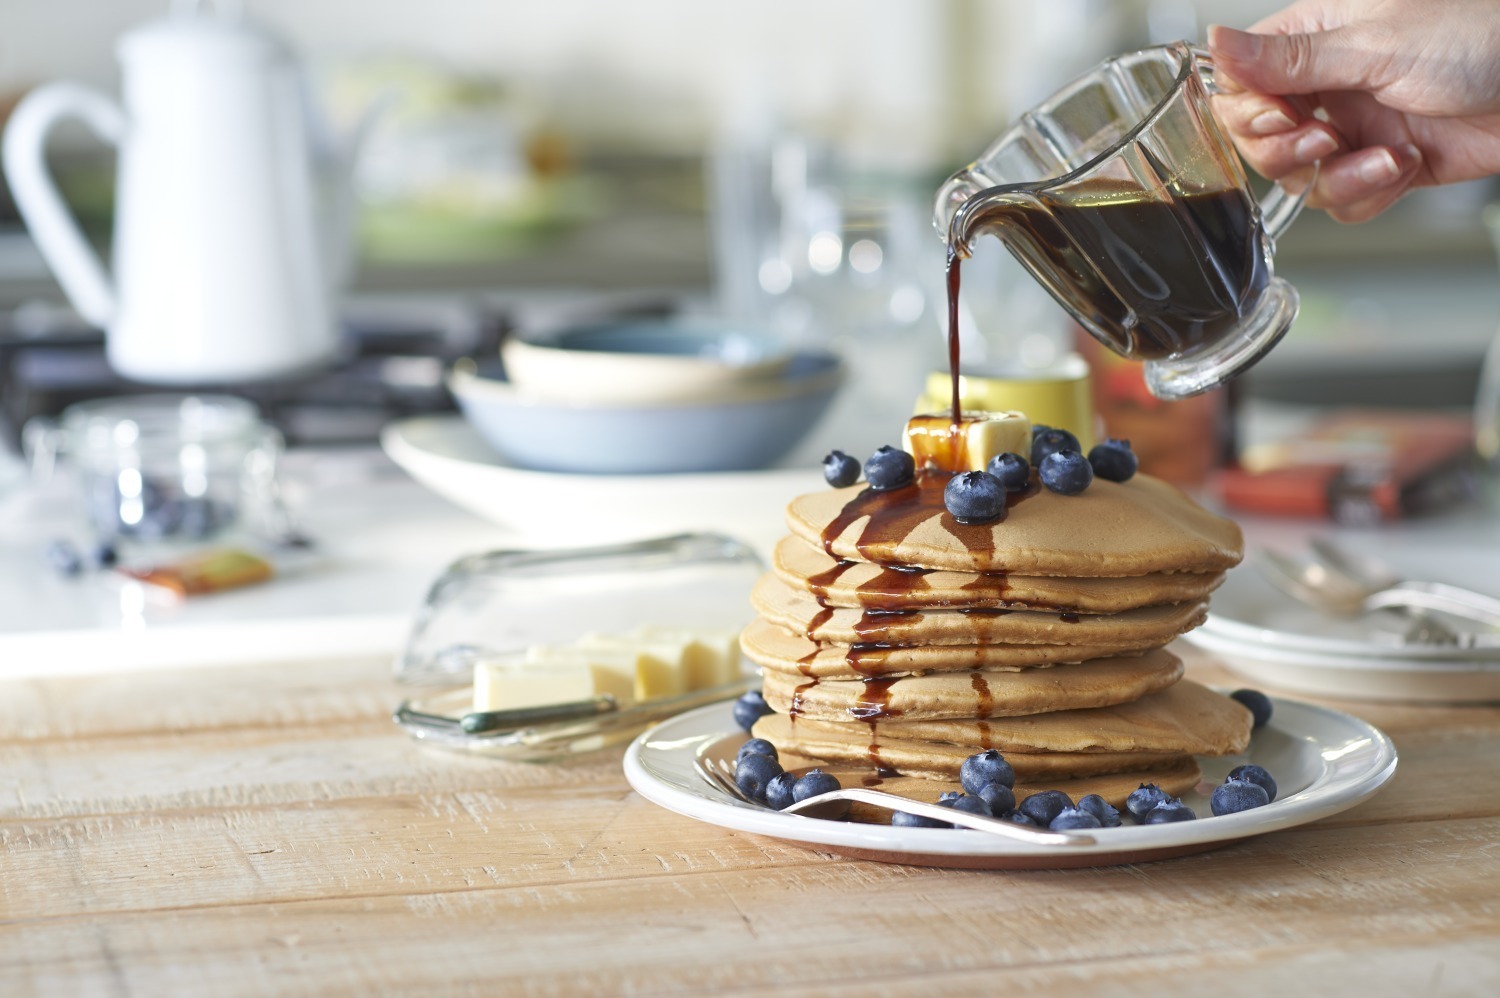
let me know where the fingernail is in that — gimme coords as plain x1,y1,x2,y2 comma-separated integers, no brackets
1358,148,1400,184
1294,131,1337,162
1209,25,1263,60
1250,109,1296,135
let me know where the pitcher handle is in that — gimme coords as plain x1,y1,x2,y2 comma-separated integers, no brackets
2,82,126,327
1189,43,1318,245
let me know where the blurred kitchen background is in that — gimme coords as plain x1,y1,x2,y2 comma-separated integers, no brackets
1,0,1497,453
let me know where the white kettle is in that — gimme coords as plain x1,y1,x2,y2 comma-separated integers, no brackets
2,0,379,383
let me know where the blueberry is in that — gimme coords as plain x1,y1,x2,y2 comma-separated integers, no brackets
792,768,841,802
1031,424,1054,441
944,471,1007,525
947,794,993,818
1227,764,1278,802
764,771,798,810
1125,783,1170,822
1018,790,1072,826
1039,450,1093,495
936,790,964,805
892,809,950,828
732,690,773,733
864,446,915,491
986,452,1031,491
1077,793,1122,828
46,539,83,577
1050,807,1104,831
1230,689,1274,729
823,450,861,488
736,738,779,764
1031,427,1081,467
90,540,119,569
735,752,783,800
977,782,1017,817
1143,798,1197,823
1003,810,1037,827
1211,778,1270,816
960,750,1016,794
1088,438,1138,483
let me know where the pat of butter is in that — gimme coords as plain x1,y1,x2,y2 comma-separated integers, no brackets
473,657,632,713
633,626,744,688
903,410,1031,472
576,634,689,701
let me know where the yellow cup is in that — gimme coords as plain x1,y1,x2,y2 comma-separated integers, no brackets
918,354,1096,449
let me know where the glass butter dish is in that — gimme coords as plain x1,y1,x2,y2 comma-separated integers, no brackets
393,533,763,761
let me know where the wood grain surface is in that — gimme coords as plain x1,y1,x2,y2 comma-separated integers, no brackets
2,646,1499,996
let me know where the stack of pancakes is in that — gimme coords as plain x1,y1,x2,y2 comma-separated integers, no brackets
742,470,1252,807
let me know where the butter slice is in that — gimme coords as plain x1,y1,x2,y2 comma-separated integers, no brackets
903,410,1031,472
522,645,638,706
576,634,689,701
633,626,744,688
473,658,632,713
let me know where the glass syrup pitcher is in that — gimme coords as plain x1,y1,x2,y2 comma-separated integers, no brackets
935,41,1312,400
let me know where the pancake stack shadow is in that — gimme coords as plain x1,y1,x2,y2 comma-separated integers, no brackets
742,471,1255,809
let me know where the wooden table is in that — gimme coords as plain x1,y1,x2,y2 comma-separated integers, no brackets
3,647,1499,995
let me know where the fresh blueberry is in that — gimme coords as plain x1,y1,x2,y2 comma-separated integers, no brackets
864,446,915,491
1018,790,1072,826
945,794,993,818
764,771,798,810
944,471,1007,525
936,790,964,805
986,452,1031,491
1050,807,1103,831
1003,810,1037,827
1227,764,1278,802
1088,439,1138,483
1143,798,1197,823
892,809,949,828
46,539,83,577
977,782,1017,817
792,768,841,802
732,690,774,733
823,450,861,488
1031,427,1081,467
1077,793,1122,827
1230,689,1274,729
1125,783,1170,822
90,539,119,569
960,750,1016,794
736,738,779,764
1039,450,1093,495
1031,424,1054,442
1211,778,1270,816
735,752,783,800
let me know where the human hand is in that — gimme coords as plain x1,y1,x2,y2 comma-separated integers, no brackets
1207,0,1500,222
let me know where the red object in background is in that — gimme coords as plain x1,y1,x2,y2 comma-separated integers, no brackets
1213,410,1477,524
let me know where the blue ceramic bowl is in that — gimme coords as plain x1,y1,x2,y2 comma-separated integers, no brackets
450,351,844,474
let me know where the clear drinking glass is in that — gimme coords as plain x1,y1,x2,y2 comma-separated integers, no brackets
935,41,1312,400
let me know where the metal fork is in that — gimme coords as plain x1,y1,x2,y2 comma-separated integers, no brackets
694,755,1096,846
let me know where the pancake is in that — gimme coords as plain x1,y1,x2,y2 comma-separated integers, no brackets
787,472,1243,576
773,535,1225,612
742,616,1163,679
753,713,1199,788
761,649,1183,721
753,573,1208,647
847,680,1252,756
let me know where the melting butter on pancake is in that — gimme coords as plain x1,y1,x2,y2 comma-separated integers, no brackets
761,649,1183,721
848,680,1252,756
752,573,1207,647
787,472,1243,576
773,535,1225,613
742,616,1162,679
753,713,1199,791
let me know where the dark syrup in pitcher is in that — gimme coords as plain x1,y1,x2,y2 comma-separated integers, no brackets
950,184,1267,361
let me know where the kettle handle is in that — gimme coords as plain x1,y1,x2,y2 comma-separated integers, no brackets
2,82,127,327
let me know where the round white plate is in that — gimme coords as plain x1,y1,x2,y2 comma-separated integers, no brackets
381,414,819,551
623,697,1397,869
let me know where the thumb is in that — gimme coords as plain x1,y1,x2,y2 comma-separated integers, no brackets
1208,23,1382,96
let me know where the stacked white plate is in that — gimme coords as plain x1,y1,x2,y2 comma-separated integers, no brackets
1186,541,1500,703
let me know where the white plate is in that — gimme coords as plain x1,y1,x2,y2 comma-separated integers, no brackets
623,697,1397,869
380,414,819,552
